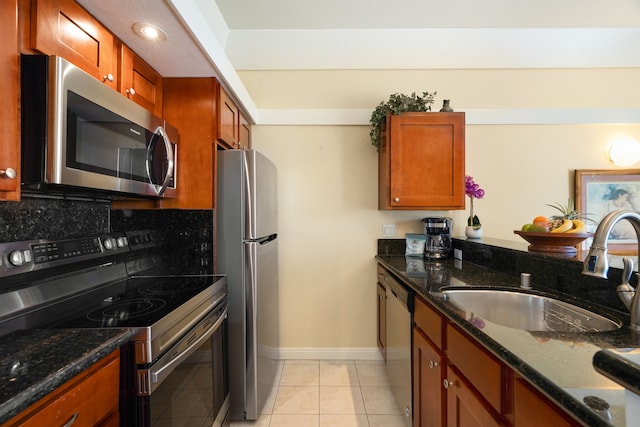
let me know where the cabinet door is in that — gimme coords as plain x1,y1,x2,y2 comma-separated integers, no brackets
0,0,19,199
377,281,386,359
379,112,465,210
119,44,163,116
413,328,446,427
161,78,215,209
445,366,506,427
217,84,239,149
31,0,117,89
514,378,579,427
239,112,251,149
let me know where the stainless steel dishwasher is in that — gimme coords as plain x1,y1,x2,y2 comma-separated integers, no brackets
383,269,415,427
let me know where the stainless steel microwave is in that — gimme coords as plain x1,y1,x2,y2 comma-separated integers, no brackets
21,55,177,199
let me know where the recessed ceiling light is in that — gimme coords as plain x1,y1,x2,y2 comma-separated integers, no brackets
132,22,168,41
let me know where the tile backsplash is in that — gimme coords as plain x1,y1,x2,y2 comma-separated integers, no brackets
0,198,215,274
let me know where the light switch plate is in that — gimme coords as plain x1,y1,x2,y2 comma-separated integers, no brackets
454,248,463,260
382,224,396,236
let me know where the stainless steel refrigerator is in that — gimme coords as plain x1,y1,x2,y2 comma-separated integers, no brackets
216,149,279,421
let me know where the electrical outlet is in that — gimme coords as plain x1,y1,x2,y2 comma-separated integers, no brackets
382,224,396,236
454,248,463,260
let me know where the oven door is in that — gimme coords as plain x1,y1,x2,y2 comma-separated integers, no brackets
134,304,229,427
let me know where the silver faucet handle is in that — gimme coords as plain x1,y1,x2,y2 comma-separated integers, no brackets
623,257,635,285
617,257,636,310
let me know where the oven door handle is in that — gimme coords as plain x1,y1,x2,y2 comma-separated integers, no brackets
139,308,227,395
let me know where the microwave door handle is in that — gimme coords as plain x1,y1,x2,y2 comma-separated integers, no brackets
147,126,175,195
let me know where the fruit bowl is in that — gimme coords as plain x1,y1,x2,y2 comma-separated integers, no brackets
513,230,593,254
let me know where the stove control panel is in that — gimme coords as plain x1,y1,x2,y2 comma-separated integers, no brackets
0,234,130,277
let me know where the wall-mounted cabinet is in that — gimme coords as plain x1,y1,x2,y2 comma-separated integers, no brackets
31,0,118,90
239,112,252,150
118,44,163,117
161,77,217,209
217,83,251,150
217,84,240,149
0,0,20,200
378,112,465,210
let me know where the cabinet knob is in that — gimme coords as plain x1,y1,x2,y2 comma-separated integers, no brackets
428,360,438,369
103,73,114,83
394,197,400,202
126,88,136,96
0,168,16,179
443,379,455,389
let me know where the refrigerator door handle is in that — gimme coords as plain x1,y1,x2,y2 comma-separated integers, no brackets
245,242,258,413
250,233,277,245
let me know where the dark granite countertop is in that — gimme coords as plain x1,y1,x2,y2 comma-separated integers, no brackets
377,243,640,427
0,328,134,424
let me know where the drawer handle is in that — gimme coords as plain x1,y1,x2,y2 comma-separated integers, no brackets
62,411,79,427
428,360,438,369
443,379,455,389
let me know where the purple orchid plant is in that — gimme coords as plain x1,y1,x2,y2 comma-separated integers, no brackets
465,175,485,228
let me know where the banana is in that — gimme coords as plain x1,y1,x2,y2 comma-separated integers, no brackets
567,219,586,233
550,219,573,233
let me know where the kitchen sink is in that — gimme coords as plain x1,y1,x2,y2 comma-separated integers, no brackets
441,288,622,333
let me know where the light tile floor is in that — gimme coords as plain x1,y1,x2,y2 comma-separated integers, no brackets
230,360,408,427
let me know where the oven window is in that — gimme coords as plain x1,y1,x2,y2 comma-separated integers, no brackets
66,91,152,183
146,320,228,426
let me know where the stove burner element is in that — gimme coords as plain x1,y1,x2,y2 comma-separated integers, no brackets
138,279,208,295
87,298,166,326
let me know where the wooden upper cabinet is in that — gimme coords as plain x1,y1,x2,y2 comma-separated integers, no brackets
31,0,117,89
239,112,252,150
378,112,465,210
161,78,216,209
0,0,19,200
118,44,163,117
217,84,240,149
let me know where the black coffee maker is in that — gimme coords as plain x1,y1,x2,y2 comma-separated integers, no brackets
422,217,453,259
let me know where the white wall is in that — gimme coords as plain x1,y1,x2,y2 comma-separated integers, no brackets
244,68,640,358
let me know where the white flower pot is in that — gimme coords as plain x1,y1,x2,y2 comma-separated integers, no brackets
465,226,483,239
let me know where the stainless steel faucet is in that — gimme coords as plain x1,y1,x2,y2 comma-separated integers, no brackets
582,209,640,330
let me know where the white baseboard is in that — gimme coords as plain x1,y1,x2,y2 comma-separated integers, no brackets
262,346,384,361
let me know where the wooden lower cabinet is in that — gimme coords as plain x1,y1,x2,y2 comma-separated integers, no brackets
2,349,120,427
514,378,580,427
413,328,446,427
376,265,386,359
445,366,505,427
410,295,581,427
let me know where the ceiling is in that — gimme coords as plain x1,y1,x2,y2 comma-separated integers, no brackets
75,0,640,122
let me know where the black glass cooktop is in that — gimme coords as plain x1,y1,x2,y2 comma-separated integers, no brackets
57,275,223,328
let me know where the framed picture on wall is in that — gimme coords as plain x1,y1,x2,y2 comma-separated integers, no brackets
575,169,640,254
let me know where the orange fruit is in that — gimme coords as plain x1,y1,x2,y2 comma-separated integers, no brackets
532,215,549,225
